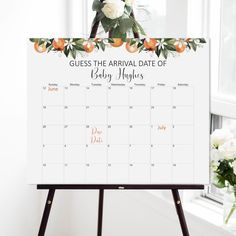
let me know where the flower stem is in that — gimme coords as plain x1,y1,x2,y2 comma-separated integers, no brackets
225,190,236,224
225,202,236,224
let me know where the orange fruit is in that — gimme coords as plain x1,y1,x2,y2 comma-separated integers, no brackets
110,38,123,47
83,42,95,53
125,41,139,53
175,43,186,53
34,42,46,53
144,38,157,51
52,38,65,51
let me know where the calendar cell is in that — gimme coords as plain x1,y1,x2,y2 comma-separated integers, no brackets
64,164,86,183
42,164,64,183
129,107,150,125
151,87,172,106
151,125,172,144
86,107,107,124
173,125,193,144
151,145,172,163
108,107,129,125
173,87,193,106
86,87,107,106
64,86,86,106
151,107,172,125
87,126,107,145
86,164,107,183
172,164,194,183
108,86,129,106
173,145,193,163
129,87,150,106
130,126,150,145
129,164,150,183
65,125,86,144
173,107,193,125
42,145,64,163
42,85,63,106
129,145,150,163
151,164,172,183
65,145,86,163
43,106,64,125
107,145,129,163
43,125,64,145
107,164,129,183
65,106,86,125
86,145,107,163
108,126,129,144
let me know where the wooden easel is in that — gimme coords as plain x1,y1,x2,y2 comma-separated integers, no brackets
37,4,204,235
38,184,204,236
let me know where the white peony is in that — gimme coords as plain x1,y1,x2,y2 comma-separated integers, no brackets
102,0,125,20
219,139,236,159
232,161,236,175
211,148,223,162
125,0,134,6
211,129,233,148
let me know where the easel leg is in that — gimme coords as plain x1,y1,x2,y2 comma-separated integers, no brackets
38,189,55,236
172,189,190,236
97,189,104,236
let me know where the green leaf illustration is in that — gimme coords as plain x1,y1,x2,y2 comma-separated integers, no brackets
119,18,134,34
92,0,102,11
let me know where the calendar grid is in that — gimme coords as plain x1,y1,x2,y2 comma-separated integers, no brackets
41,83,196,184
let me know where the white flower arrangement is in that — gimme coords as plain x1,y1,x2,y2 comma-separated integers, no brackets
92,0,145,37
211,129,236,185
211,129,236,225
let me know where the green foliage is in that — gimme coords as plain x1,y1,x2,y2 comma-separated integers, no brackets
29,38,37,42
92,0,102,11
213,159,236,189
213,174,226,188
119,18,134,34
29,38,206,60
101,18,118,33
199,38,206,43
155,49,161,57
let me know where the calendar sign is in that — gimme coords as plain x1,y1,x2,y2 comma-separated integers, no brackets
28,38,210,184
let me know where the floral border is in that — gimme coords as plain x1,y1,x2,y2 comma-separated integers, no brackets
30,38,206,59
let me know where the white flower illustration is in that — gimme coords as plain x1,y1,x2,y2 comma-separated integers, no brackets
102,0,125,20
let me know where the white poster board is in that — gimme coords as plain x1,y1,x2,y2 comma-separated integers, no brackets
28,38,210,185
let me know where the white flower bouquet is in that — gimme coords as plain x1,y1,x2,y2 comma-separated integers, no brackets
92,0,145,38
211,128,236,224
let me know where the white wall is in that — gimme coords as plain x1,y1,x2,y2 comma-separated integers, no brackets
0,0,67,235
0,1,228,236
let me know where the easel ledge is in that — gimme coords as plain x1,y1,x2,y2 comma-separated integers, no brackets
37,184,204,190
37,184,204,236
